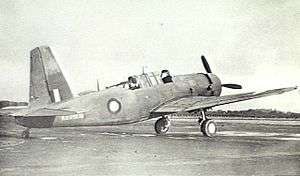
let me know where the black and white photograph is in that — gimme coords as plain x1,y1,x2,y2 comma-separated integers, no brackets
0,1,299,175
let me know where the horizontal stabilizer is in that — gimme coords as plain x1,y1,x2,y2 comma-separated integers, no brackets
0,101,28,109
12,108,77,117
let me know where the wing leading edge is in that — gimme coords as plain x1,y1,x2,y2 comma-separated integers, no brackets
152,86,297,115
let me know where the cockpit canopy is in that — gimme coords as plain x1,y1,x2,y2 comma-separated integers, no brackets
106,70,173,90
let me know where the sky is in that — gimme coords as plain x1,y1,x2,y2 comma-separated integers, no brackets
0,0,299,112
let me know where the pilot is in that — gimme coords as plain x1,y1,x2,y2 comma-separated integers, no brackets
128,76,140,90
161,70,173,83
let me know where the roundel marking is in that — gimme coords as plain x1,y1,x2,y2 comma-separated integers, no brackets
107,98,121,114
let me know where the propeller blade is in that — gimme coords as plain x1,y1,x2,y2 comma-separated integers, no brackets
222,84,242,89
201,55,212,73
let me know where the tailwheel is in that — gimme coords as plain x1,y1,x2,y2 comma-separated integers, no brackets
21,128,30,139
154,117,171,134
200,119,217,137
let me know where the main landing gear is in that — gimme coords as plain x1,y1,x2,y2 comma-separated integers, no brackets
154,116,171,134
154,110,217,137
198,110,217,137
21,128,30,139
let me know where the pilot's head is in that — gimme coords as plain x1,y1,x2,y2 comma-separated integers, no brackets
128,76,140,89
161,70,170,78
128,76,137,84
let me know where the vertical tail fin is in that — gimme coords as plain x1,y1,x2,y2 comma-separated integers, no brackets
29,46,73,108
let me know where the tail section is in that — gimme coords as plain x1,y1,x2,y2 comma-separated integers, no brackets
29,46,73,108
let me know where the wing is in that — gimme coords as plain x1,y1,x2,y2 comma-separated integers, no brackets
152,86,297,115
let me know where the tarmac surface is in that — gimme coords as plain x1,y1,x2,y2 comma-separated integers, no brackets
0,116,299,176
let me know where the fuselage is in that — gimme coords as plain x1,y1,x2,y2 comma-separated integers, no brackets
15,73,222,128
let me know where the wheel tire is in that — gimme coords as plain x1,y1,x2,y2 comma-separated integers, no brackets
201,119,217,137
21,130,30,139
154,117,170,134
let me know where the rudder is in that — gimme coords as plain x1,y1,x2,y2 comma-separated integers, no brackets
29,46,73,108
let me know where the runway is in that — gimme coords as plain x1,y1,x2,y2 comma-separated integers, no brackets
0,117,299,176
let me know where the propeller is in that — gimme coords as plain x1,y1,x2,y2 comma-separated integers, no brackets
201,55,242,90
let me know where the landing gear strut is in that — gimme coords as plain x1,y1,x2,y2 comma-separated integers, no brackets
199,110,217,137
21,128,30,139
154,116,171,134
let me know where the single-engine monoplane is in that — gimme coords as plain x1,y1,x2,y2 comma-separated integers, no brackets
1,46,297,138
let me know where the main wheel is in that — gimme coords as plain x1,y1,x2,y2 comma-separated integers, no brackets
154,117,171,134
201,119,217,137
21,130,30,139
